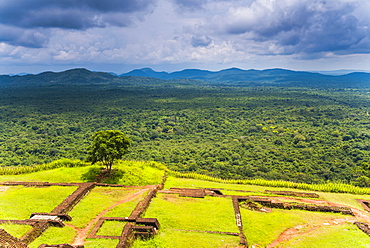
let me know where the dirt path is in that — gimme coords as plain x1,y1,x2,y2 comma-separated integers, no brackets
266,218,356,248
0,186,9,192
264,196,370,248
66,186,153,246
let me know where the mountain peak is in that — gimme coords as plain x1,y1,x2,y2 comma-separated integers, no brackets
220,67,244,72
122,68,170,79
140,67,156,72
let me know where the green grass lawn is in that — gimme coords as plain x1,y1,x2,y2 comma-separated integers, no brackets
84,239,120,248
143,193,238,233
0,166,90,183
132,231,240,248
96,221,126,236
2,167,370,247
0,160,165,185
134,192,240,247
165,176,370,213
0,223,32,239
29,226,77,248
241,208,349,247
319,192,370,210
0,186,77,219
115,161,165,186
280,223,370,248
103,191,145,218
68,187,148,228
164,176,321,195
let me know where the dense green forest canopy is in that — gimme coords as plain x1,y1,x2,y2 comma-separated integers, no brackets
1,69,370,184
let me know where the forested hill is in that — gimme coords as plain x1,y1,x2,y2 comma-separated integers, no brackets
0,68,168,88
1,67,370,185
121,67,370,88
1,68,370,88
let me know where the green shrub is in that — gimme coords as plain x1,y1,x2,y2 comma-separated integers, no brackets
81,167,124,184
115,161,165,186
104,169,124,184
81,167,102,182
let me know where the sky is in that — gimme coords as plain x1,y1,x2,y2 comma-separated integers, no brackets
1,0,370,74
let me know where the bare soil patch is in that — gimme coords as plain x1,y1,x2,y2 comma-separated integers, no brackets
267,218,356,248
262,196,370,247
0,186,9,192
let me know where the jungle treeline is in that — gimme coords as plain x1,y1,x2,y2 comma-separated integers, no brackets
1,70,370,185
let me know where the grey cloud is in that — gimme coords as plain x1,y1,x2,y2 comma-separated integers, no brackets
299,11,368,54
78,0,154,12
0,0,156,29
21,8,102,30
0,0,156,48
191,35,212,47
225,0,370,55
173,0,207,10
0,26,49,48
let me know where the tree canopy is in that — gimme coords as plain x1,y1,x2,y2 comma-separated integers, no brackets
86,130,131,171
1,83,370,184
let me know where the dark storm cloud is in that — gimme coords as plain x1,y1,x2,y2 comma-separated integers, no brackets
225,0,370,55
0,26,49,48
0,0,155,48
0,0,155,29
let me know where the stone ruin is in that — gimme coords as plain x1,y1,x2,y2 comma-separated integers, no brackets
0,229,28,248
355,222,370,236
265,190,320,198
3,177,370,248
0,181,162,248
237,196,354,215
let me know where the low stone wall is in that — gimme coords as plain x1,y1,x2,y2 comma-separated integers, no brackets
0,182,96,245
355,222,370,236
356,199,370,212
87,185,162,248
117,223,135,248
265,190,319,198
51,183,95,215
38,244,75,248
21,222,50,245
231,196,248,246
158,172,167,190
130,187,158,219
0,220,36,226
239,196,353,215
167,188,222,198
0,229,28,248
1,181,164,248
179,188,205,198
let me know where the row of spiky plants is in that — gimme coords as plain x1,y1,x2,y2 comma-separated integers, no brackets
168,170,370,195
0,158,89,175
2,158,370,195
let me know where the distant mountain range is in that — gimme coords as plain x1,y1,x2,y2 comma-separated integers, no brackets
120,67,370,87
1,67,370,88
312,69,370,75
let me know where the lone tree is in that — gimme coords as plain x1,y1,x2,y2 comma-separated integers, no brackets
86,130,131,172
